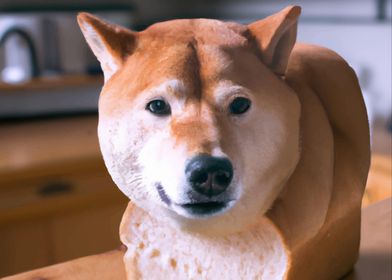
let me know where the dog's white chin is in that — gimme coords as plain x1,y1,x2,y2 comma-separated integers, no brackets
134,200,260,237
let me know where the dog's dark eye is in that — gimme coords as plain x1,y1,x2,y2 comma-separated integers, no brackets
229,97,251,115
146,99,171,116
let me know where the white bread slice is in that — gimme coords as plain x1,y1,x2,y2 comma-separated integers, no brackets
119,43,370,280
120,203,289,280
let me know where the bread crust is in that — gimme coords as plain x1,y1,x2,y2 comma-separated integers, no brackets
268,43,370,279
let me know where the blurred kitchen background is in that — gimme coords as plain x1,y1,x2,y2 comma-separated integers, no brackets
0,0,391,277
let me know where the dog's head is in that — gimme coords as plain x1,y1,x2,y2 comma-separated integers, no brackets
78,6,301,235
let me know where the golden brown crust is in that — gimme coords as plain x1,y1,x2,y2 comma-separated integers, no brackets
268,43,370,279
119,202,136,247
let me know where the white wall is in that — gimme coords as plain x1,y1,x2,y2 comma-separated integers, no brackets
298,22,391,123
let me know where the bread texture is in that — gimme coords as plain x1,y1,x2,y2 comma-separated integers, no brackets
121,204,288,280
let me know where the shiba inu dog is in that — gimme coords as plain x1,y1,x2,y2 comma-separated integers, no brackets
78,6,370,279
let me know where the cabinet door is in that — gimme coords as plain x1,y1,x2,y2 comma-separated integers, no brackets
0,219,52,277
51,202,126,262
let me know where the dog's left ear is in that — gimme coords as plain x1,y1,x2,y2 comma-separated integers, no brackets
77,13,136,82
248,6,301,76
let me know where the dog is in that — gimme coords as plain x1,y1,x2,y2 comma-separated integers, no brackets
78,6,370,279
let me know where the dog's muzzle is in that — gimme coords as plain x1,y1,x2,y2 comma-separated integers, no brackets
156,154,236,217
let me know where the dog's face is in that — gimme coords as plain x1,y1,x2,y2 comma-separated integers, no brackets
79,6,301,234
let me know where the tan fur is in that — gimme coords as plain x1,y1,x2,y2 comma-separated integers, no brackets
170,115,216,154
78,5,370,279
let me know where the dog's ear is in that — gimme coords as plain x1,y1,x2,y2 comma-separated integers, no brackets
77,13,136,81
248,6,301,76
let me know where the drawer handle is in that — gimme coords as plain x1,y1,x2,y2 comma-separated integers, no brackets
38,182,73,197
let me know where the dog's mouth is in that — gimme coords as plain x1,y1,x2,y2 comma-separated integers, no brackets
179,201,228,216
156,184,235,218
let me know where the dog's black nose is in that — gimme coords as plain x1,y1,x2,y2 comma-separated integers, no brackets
185,155,233,197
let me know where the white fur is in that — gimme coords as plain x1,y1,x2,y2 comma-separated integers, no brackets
214,81,252,105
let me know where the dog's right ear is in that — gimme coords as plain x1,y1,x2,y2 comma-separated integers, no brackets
77,13,136,82
248,6,301,76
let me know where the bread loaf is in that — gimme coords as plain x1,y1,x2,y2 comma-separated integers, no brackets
118,43,370,279
78,5,370,280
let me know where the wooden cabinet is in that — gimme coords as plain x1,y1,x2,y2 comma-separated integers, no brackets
0,116,128,277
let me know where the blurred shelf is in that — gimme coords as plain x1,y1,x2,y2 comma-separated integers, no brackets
0,75,103,92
